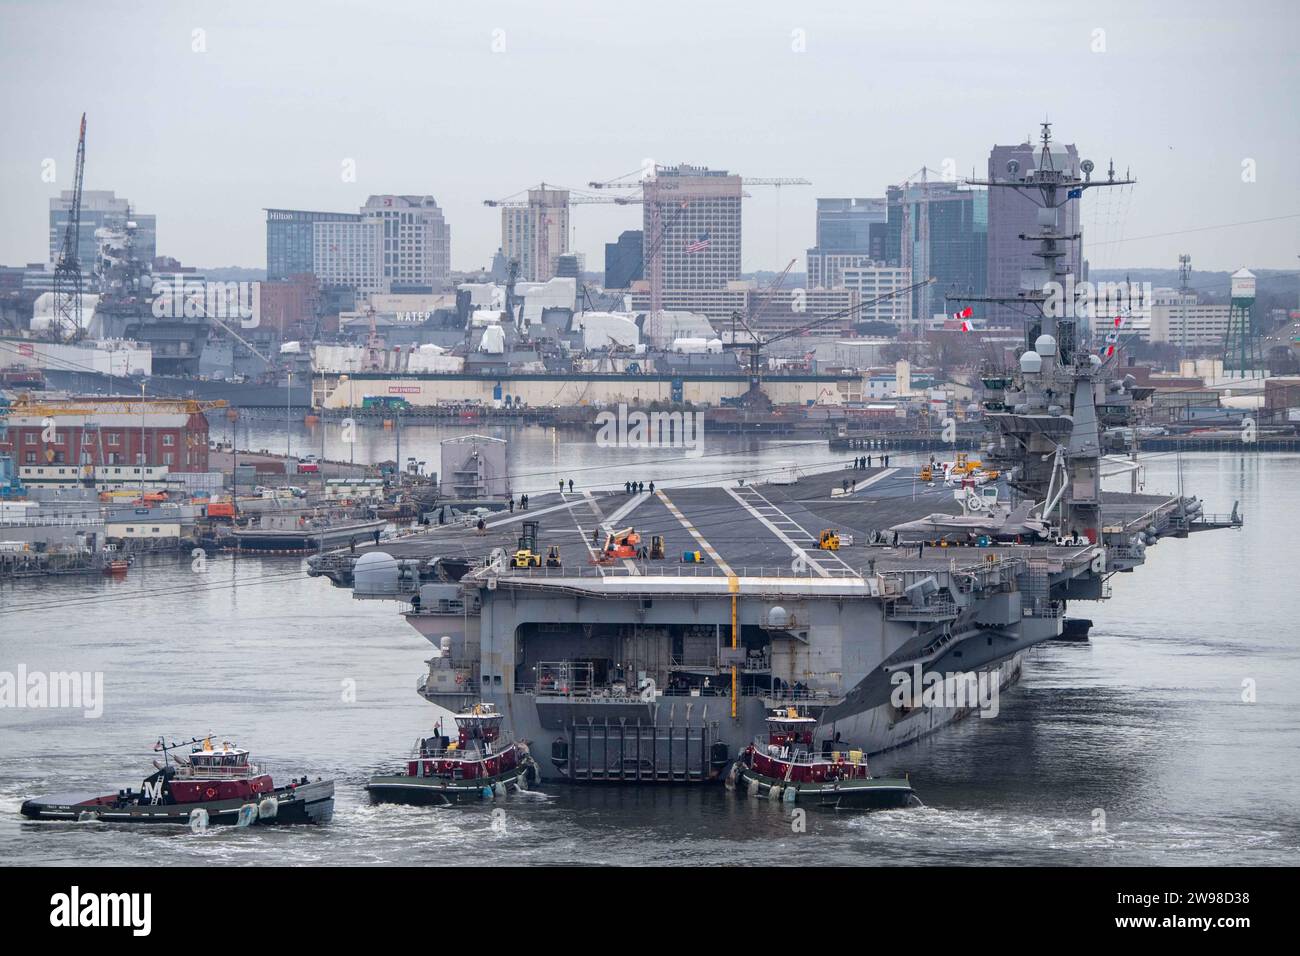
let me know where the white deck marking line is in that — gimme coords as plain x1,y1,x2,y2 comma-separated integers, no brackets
655,489,733,576
601,492,649,533
829,467,900,496
594,493,649,575
852,467,900,493
573,490,641,576
563,490,607,576
726,486,830,578
485,495,594,529
732,485,858,575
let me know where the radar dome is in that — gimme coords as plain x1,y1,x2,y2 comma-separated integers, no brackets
1034,334,1057,357
767,606,790,628
1019,350,1043,374
353,551,398,595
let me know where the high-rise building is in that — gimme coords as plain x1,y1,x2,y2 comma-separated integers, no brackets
643,165,742,291
604,230,644,289
50,190,155,272
806,198,888,288
362,195,451,292
889,181,987,323
501,187,570,282
266,208,362,281
312,219,385,295
986,140,1082,325
841,265,913,327
270,195,451,295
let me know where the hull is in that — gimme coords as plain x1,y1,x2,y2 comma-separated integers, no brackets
506,650,1026,784
366,765,531,806
732,764,914,810
19,780,334,825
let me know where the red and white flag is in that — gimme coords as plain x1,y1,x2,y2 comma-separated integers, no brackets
951,306,973,321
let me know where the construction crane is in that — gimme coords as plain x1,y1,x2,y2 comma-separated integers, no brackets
724,276,935,403
51,113,88,342
482,183,641,209
483,182,643,285
588,166,810,316
728,258,797,348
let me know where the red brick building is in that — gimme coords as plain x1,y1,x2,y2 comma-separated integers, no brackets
259,274,320,338
0,397,210,472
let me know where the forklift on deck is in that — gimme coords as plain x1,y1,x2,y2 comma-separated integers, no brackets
511,520,542,568
649,535,665,560
818,529,841,551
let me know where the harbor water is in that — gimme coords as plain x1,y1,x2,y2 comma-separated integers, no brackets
2,429,1296,865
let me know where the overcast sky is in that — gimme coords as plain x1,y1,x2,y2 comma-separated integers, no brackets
2,0,1296,276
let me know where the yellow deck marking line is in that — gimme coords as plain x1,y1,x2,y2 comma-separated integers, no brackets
654,489,733,577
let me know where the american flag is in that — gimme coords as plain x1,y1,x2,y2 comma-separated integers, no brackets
684,231,711,254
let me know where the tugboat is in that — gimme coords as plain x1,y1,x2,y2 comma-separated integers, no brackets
730,708,916,810
366,703,537,805
20,736,334,825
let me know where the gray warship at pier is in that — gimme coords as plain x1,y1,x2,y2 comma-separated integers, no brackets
312,127,1242,784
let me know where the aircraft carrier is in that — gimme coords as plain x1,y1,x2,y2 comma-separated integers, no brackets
309,125,1243,784
317,447,1236,784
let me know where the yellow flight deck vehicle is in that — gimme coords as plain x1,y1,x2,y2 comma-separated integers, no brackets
818,529,840,551
545,545,562,568
512,520,542,568
919,466,933,482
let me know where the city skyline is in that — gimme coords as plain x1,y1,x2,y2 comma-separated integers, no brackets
1,0,1296,275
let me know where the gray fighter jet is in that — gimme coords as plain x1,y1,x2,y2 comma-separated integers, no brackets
891,499,1050,541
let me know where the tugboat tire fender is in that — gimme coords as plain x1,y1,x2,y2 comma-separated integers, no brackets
258,796,279,820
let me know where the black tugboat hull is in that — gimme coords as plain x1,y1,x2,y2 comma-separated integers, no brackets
19,780,334,825
734,765,915,810
366,768,530,806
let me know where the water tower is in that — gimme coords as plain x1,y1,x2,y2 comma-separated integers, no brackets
1223,268,1260,377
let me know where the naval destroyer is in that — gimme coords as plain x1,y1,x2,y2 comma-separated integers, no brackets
315,127,1241,784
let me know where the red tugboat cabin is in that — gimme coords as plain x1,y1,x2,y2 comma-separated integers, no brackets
405,703,518,781
747,708,872,784
169,738,273,803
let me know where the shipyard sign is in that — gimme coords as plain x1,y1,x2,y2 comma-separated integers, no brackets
151,278,261,328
